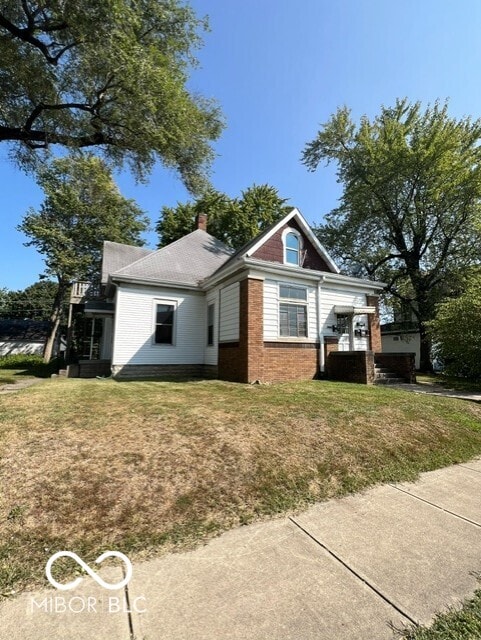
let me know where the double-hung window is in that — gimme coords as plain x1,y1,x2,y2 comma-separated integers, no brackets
155,302,176,344
284,231,301,265
279,284,308,338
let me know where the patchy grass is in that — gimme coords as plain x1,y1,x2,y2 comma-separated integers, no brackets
1,378,481,598
401,587,481,639
0,355,61,381
417,373,481,393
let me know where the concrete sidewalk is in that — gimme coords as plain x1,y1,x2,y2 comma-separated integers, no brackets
2,459,481,640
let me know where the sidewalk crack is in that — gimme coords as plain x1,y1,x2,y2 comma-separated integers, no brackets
288,516,419,627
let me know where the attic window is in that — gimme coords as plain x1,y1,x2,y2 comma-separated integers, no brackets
284,230,302,266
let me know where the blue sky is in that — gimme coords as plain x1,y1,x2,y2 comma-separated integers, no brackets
2,0,481,290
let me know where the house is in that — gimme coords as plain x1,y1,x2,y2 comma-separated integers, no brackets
0,319,51,357
69,208,404,383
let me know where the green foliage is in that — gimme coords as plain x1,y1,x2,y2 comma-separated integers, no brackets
303,99,481,369
429,276,481,380
0,281,60,321
156,184,291,249
0,354,60,377
18,154,149,284
0,0,223,192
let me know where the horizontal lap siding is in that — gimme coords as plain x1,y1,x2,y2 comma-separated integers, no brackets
320,287,369,350
263,278,317,341
113,285,206,366
219,282,240,342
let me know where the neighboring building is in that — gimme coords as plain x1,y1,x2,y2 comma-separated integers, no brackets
0,319,51,356
381,321,420,369
69,208,388,383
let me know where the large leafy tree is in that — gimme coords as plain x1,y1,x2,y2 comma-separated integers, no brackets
157,184,291,249
18,154,149,362
303,99,481,370
0,0,223,193
0,280,59,321
429,274,481,380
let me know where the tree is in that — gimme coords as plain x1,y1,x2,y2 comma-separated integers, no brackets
0,1,223,193
302,99,481,370
18,154,149,362
429,275,481,380
156,184,291,249
0,280,59,321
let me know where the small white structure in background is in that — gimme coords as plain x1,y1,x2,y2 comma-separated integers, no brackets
381,321,420,369
0,319,50,356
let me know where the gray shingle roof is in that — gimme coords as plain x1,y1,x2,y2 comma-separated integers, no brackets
0,319,50,341
101,241,153,284
110,230,234,286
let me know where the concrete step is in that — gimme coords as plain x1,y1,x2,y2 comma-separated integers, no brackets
374,377,406,385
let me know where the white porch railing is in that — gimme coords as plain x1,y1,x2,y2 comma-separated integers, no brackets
70,282,101,302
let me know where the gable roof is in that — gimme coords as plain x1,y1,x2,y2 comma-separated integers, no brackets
210,207,340,279
102,241,154,284
111,229,234,287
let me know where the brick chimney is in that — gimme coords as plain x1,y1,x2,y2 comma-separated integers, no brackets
195,213,207,231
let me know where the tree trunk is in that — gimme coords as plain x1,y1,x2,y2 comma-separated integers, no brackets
418,322,433,373
43,281,68,363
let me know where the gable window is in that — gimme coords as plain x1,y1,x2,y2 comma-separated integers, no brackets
279,284,308,337
155,303,175,344
285,231,301,265
207,303,215,346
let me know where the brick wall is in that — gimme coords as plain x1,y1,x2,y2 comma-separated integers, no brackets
367,295,382,352
375,352,416,383
327,351,375,384
218,343,245,382
263,343,319,382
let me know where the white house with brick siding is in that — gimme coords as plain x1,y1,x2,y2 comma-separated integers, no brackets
70,208,395,383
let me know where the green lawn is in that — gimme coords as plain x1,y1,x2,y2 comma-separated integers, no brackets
1,376,481,598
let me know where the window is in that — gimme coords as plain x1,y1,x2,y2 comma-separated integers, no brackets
207,303,215,346
280,304,307,337
336,314,350,334
155,303,175,344
279,283,308,337
279,284,307,301
284,231,301,265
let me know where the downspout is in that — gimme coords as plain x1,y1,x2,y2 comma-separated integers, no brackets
317,277,325,373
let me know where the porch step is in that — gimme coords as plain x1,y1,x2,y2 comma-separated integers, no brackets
373,364,405,385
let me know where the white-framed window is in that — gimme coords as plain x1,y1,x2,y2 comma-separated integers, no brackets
207,303,215,346
154,300,177,345
282,228,302,266
278,283,308,337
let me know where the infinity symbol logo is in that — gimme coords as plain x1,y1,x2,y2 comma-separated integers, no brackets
45,551,133,591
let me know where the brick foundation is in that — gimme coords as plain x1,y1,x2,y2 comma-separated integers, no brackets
327,351,375,384
111,364,214,379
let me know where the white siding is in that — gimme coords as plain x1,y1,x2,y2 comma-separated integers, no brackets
219,282,239,342
382,333,420,368
320,287,369,351
263,278,317,341
112,284,206,365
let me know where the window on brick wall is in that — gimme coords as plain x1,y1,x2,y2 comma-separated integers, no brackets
279,284,308,337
